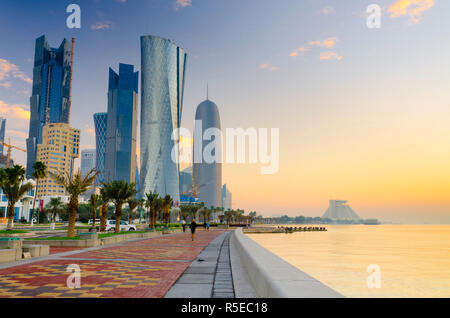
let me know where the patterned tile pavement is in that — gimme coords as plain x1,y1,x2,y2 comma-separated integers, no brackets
49,247,83,255
0,230,224,298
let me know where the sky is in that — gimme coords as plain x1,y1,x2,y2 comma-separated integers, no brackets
0,0,449,223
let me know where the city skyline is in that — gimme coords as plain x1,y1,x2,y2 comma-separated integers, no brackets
0,0,449,223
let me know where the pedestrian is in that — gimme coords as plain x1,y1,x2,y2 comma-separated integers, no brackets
203,221,207,230
206,222,210,231
182,219,186,233
190,219,197,241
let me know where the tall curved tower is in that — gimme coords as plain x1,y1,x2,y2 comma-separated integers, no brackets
193,98,222,208
93,112,107,185
140,35,187,203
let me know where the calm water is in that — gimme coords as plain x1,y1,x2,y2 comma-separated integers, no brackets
248,225,450,298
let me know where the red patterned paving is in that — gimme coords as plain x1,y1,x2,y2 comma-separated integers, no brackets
49,247,83,255
0,230,225,298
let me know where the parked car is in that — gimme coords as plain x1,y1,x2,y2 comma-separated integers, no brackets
88,219,101,225
105,220,136,232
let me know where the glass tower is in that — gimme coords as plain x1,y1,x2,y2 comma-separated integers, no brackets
193,98,222,208
94,112,107,185
104,64,138,184
0,118,5,155
81,149,96,178
26,35,73,178
140,35,187,204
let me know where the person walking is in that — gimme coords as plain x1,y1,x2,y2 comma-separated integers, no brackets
190,219,197,241
182,219,186,233
206,222,210,231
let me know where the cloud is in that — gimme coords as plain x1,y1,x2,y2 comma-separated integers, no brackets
0,58,32,85
0,82,11,88
319,51,343,61
290,46,309,57
90,21,113,30
388,0,435,23
175,0,192,10
319,6,335,15
260,63,279,71
0,100,30,120
308,37,338,48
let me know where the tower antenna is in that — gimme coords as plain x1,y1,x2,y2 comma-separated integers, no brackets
206,83,209,100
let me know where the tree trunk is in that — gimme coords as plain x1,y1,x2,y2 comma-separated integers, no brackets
150,207,155,228
92,207,96,228
67,197,78,238
100,203,107,232
115,204,122,233
6,203,15,230
31,178,39,224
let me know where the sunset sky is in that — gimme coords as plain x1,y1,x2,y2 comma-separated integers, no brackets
0,0,449,223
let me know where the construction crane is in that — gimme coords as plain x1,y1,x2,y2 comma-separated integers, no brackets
0,138,27,168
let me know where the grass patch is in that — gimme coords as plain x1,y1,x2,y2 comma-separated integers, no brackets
0,230,29,234
98,231,147,239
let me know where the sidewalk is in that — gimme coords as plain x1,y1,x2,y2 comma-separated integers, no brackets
0,230,225,298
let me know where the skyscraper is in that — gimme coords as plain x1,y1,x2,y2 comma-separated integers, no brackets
26,35,74,178
104,64,138,184
36,123,79,198
193,98,222,208
0,118,5,155
221,184,232,211
93,112,107,185
81,149,96,178
140,35,187,203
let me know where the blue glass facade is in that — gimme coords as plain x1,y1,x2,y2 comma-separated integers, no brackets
140,35,187,204
104,64,138,184
94,113,107,185
26,35,72,178
0,118,5,155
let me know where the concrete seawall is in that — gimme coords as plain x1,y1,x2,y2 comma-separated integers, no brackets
232,228,344,298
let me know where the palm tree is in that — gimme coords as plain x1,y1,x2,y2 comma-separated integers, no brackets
0,165,34,230
88,194,101,229
31,161,46,225
162,195,173,226
180,205,191,222
101,180,136,233
52,168,98,237
145,191,159,229
127,198,140,225
224,209,233,225
44,197,66,223
99,189,109,232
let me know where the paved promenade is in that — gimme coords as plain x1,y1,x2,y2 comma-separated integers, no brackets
0,230,226,298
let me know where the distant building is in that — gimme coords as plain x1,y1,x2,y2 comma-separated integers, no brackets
81,149,96,177
193,98,222,208
35,123,80,198
179,167,193,195
0,118,5,155
322,200,360,220
221,184,232,211
140,35,187,204
0,179,35,222
104,64,138,184
26,35,73,178
93,112,107,185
